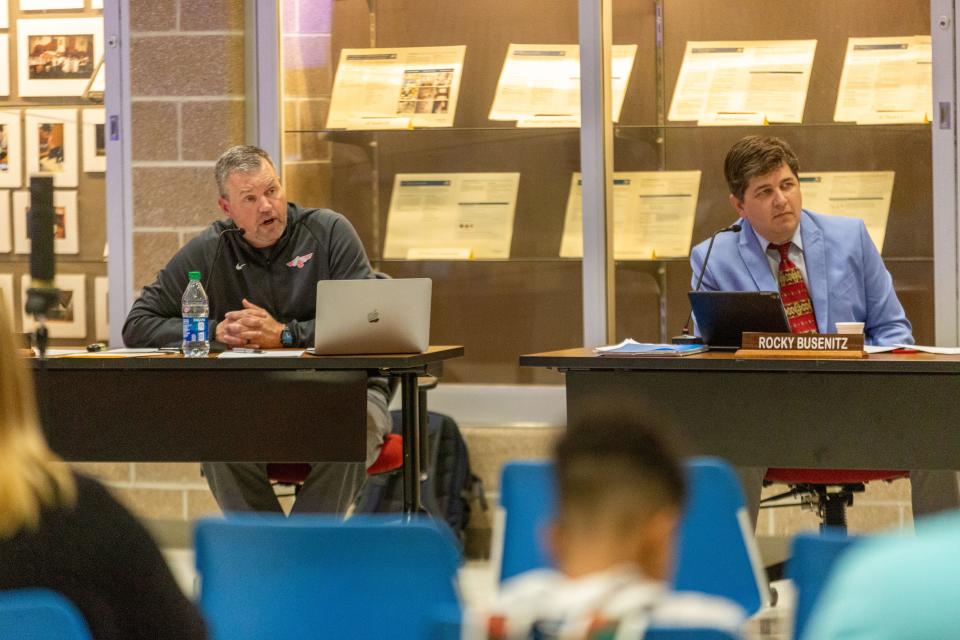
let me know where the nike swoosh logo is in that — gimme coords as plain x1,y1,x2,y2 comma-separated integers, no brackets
235,263,246,271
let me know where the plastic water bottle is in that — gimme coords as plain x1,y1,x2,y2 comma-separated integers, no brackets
181,271,209,357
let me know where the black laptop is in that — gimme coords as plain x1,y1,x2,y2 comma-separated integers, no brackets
688,291,791,349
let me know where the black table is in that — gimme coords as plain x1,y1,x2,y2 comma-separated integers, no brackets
31,346,464,514
520,348,960,470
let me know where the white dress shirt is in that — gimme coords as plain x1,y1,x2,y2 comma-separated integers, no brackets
755,226,808,285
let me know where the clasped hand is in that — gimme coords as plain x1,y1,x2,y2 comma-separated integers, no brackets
215,299,283,349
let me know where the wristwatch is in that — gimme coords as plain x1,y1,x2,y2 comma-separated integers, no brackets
280,325,294,348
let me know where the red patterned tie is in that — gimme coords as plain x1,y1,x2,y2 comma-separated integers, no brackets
771,243,817,334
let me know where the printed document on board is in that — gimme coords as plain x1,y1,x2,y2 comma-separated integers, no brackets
668,39,817,124
326,46,466,130
560,171,701,259
489,44,638,125
834,36,931,124
799,171,894,251
383,173,520,259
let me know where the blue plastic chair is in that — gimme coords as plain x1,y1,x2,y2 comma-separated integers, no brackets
788,529,856,640
673,457,769,616
195,514,462,640
0,589,92,640
497,457,767,617
497,460,556,582
646,628,737,640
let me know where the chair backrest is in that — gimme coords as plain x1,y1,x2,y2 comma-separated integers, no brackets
788,529,856,640
645,628,737,640
195,514,462,640
497,460,557,583
0,589,92,640
496,457,767,618
672,457,769,616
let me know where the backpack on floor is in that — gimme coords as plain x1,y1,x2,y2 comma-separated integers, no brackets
354,410,485,546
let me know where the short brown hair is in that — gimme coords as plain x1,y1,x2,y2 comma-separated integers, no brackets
554,412,685,533
215,145,276,197
724,136,800,201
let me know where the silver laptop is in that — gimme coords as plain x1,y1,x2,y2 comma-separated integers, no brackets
313,278,432,355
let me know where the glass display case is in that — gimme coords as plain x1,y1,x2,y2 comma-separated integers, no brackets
277,0,938,383
643,0,935,344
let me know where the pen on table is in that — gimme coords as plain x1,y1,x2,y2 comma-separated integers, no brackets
232,347,264,354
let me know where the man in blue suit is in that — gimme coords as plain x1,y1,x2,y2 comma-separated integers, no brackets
690,135,958,524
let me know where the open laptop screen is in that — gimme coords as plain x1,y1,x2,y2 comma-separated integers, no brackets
688,291,791,349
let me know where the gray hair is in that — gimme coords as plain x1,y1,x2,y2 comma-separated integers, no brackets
214,145,276,197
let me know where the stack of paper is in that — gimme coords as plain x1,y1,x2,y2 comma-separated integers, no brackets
594,338,707,357
865,344,960,355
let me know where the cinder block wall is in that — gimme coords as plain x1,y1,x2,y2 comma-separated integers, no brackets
79,0,913,543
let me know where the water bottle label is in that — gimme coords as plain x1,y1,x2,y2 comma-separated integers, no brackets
182,317,207,343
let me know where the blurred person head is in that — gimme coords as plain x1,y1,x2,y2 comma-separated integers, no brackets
550,413,685,580
215,145,288,249
725,135,802,244
0,306,74,537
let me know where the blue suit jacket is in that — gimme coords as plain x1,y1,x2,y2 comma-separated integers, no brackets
689,210,913,346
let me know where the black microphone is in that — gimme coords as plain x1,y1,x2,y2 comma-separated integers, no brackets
25,177,58,358
203,226,245,293
198,226,245,353
672,222,742,344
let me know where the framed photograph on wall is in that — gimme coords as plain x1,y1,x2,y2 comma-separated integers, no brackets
12,189,78,255
17,18,103,97
83,56,103,100
0,35,10,96
0,273,14,330
25,108,78,187
0,111,23,189
0,191,10,253
82,108,104,172
21,273,86,339
94,275,107,341
19,0,84,9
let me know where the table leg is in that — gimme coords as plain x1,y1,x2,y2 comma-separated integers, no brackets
400,371,422,515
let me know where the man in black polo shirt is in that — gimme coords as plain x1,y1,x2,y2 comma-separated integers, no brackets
123,145,390,514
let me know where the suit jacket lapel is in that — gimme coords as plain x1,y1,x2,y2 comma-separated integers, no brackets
799,211,828,332
738,220,778,291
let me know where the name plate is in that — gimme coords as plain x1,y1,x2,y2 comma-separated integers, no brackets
736,332,865,359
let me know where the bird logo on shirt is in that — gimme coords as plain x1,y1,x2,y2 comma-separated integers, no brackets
286,253,314,269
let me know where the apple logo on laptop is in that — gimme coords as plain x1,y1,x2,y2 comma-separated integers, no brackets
367,309,381,323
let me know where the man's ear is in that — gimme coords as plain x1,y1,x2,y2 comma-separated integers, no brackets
728,193,745,217
638,507,681,581
217,196,231,218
